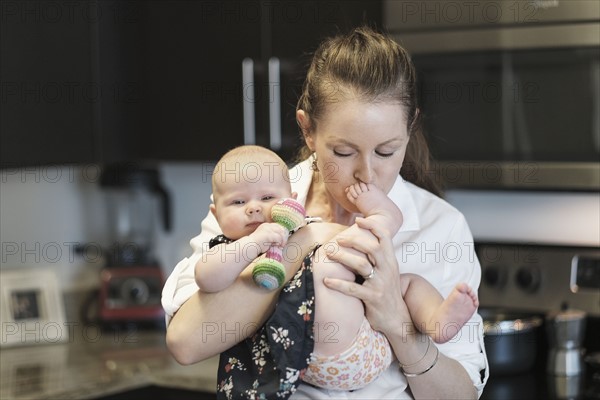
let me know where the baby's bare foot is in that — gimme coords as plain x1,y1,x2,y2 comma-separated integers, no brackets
345,182,371,205
345,182,403,234
430,283,479,344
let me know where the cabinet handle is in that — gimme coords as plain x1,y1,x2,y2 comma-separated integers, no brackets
242,58,256,145
268,57,282,150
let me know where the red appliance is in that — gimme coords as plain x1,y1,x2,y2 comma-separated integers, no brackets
99,266,164,322
97,164,171,326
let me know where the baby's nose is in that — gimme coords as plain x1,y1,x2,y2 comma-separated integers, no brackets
246,204,262,214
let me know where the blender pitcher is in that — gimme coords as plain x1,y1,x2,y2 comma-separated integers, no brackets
100,163,171,267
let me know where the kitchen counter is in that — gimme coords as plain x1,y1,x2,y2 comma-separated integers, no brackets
3,325,597,400
0,327,218,400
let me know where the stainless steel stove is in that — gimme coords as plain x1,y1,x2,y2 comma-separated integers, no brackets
476,243,600,400
477,243,599,316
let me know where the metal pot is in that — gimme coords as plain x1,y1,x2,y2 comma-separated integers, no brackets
481,308,544,376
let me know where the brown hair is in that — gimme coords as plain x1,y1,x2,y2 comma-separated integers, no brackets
296,26,442,197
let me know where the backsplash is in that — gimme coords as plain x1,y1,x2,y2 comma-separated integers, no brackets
0,163,213,293
446,189,600,247
2,164,599,296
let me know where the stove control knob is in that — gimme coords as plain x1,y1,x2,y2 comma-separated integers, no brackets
515,266,541,292
483,265,507,288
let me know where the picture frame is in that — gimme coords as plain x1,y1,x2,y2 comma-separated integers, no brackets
0,268,68,347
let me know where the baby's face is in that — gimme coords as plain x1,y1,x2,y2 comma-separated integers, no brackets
212,162,292,240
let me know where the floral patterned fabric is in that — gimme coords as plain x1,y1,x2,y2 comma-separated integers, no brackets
303,317,393,390
216,247,319,400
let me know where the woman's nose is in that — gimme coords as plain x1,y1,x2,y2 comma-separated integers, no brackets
353,157,374,184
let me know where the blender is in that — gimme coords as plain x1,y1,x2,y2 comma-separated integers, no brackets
97,163,171,326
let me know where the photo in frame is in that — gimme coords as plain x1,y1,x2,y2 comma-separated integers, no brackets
0,268,68,347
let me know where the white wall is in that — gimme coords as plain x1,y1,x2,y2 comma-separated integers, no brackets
2,163,599,294
0,163,214,292
446,189,600,247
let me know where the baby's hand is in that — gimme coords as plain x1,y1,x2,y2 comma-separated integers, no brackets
249,223,288,253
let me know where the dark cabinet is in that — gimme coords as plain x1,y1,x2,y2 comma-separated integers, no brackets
1,0,95,166
0,1,381,167
0,0,142,167
139,1,261,161
138,0,382,163
266,1,383,161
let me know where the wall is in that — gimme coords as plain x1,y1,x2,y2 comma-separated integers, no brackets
446,189,600,247
1,164,599,295
0,163,213,294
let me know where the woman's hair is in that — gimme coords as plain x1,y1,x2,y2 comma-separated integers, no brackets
296,26,442,197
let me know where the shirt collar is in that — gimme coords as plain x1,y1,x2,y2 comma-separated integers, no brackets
389,175,421,232
292,157,313,207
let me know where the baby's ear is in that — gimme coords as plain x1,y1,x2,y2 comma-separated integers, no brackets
210,203,217,217
291,192,298,200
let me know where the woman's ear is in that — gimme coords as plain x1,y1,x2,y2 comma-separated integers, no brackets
408,107,421,136
296,110,315,151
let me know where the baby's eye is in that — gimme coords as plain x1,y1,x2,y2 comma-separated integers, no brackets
232,200,245,205
261,195,275,201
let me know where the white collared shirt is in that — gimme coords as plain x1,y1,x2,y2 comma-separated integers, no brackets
161,157,489,399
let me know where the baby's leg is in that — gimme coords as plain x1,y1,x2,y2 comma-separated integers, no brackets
402,273,479,344
346,182,403,234
311,243,365,357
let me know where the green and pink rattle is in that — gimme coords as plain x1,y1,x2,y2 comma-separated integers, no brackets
252,198,306,290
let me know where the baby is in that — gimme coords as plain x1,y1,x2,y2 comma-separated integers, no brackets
196,145,478,391
195,145,294,292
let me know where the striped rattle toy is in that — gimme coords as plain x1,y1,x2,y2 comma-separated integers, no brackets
252,198,306,290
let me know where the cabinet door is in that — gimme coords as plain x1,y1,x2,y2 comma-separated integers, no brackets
267,0,383,162
1,0,95,167
94,0,146,165
140,1,261,162
270,1,382,58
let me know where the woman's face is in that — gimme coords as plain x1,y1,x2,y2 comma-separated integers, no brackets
299,100,410,213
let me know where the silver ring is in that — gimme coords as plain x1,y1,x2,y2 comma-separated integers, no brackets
363,267,375,280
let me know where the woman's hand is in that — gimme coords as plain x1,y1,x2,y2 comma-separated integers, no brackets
324,218,479,399
323,217,412,337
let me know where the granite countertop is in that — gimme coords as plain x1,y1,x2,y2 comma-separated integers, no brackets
0,328,219,400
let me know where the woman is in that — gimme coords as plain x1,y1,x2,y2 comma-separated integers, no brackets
162,26,488,399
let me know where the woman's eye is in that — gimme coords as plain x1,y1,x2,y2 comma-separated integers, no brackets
333,150,352,157
376,151,394,158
